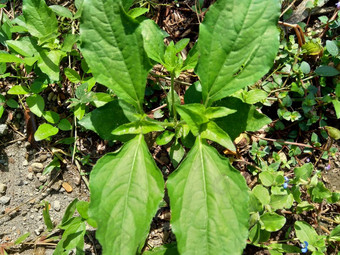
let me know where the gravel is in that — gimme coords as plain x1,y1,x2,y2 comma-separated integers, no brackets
0,196,11,205
31,162,44,173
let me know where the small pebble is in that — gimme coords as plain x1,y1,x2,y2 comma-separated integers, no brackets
53,201,61,212
0,196,10,205
0,124,8,136
31,163,44,173
34,229,40,236
0,183,7,194
51,180,63,191
22,160,28,167
26,173,33,181
39,175,47,183
38,155,48,162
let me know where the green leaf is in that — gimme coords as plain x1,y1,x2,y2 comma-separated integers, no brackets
249,223,270,244
61,34,79,52
6,37,38,57
197,0,280,105
58,119,72,131
294,163,313,181
329,225,340,242
49,5,73,19
80,0,152,110
128,7,149,19
252,185,270,206
326,40,338,56
156,130,175,145
43,111,60,124
300,61,311,74
182,43,198,71
76,201,89,220
43,201,53,231
60,199,78,227
64,68,81,83
7,85,30,95
169,139,185,168
6,98,19,108
79,100,138,141
200,121,236,151
37,50,64,81
27,94,45,117
311,182,332,202
167,138,249,254
143,243,179,255
260,212,286,232
174,38,189,53
175,104,209,136
205,106,236,119
140,19,166,64
89,134,164,254
324,126,340,140
295,221,319,251
14,233,30,245
34,123,58,141
43,157,60,175
332,100,340,119
0,53,24,63
244,89,268,104
23,0,58,41
111,119,164,135
315,66,340,77
215,97,271,140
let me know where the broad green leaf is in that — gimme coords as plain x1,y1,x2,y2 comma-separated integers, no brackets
58,119,72,131
37,50,64,81
200,121,236,151
23,0,58,41
205,106,236,119
260,212,286,232
326,40,338,56
111,119,164,135
295,221,319,251
76,201,89,220
167,138,249,255
80,0,152,111
197,0,280,105
0,53,24,63
249,223,270,244
6,37,38,57
252,185,270,206
169,139,185,168
49,5,73,19
140,19,166,64
60,199,79,227
128,8,149,19
174,38,189,53
182,43,198,71
315,66,340,77
6,98,19,108
215,97,272,140
311,182,332,202
27,94,45,117
156,130,175,145
325,126,340,140
64,68,81,83
89,134,164,254
329,225,340,242
332,100,340,119
43,157,60,175
176,104,209,136
34,123,58,141
61,34,79,52
43,111,60,124
294,163,313,181
79,100,138,141
7,85,30,95
244,89,268,104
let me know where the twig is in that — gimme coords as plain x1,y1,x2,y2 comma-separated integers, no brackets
280,0,297,18
249,134,315,149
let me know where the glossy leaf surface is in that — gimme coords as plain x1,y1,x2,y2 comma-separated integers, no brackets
167,138,249,254
80,0,152,110
89,134,164,254
197,0,280,105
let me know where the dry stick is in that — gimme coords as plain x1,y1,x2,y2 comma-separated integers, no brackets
249,134,315,149
278,21,305,47
319,9,339,39
280,0,297,18
319,215,339,224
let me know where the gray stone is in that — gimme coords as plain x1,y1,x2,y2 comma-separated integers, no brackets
53,200,61,212
22,159,28,167
0,183,7,194
0,196,11,205
31,163,44,173
27,172,34,181
0,124,7,136
39,175,47,183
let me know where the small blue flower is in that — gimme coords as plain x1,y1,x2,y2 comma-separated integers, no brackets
300,241,309,253
306,158,310,163
325,164,331,171
336,2,340,9
283,176,289,189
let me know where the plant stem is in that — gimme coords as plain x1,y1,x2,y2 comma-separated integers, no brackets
170,72,177,121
